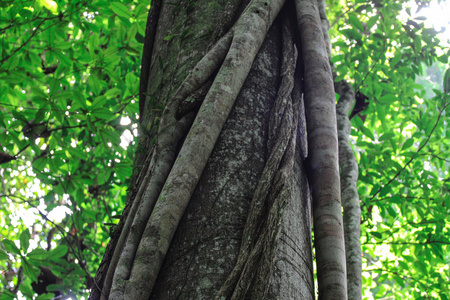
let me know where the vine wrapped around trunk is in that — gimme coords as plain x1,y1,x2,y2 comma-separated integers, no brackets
336,80,362,300
295,0,347,298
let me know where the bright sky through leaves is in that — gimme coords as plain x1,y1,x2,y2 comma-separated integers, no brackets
412,0,450,42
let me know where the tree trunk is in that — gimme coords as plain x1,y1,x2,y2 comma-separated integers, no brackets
90,0,350,299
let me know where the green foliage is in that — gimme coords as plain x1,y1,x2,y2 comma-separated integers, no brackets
329,0,450,298
0,0,146,297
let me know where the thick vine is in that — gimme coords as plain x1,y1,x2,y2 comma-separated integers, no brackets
336,80,362,300
295,0,348,298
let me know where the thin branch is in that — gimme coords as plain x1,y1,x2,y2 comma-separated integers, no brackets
0,19,46,68
0,11,61,35
367,195,436,204
0,193,93,277
425,153,450,163
355,40,388,93
11,266,24,294
0,2,87,67
370,102,450,200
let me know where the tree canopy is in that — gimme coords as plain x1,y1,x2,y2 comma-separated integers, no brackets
0,0,449,299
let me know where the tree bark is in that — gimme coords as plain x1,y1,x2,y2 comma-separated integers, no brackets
90,0,348,299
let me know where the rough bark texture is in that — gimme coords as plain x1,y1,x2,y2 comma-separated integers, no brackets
336,80,362,300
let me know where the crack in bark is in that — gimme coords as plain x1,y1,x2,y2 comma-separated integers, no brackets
139,0,163,120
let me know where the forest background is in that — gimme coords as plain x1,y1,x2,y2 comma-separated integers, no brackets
0,0,449,298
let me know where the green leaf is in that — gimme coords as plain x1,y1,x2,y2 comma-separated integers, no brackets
34,107,48,124
0,249,9,260
128,23,138,43
342,28,363,42
348,13,364,32
27,248,50,260
379,94,397,104
379,185,391,197
89,75,102,96
2,239,21,255
98,169,112,185
0,289,15,299
366,15,378,31
19,229,31,253
444,68,450,95
401,138,414,150
36,294,56,300
50,245,68,259
390,54,402,67
104,88,122,99
22,259,39,281
110,2,132,19
46,283,64,292
437,55,448,64
125,72,138,91
68,148,88,161
378,82,396,93
92,107,113,120
36,0,58,14
379,132,395,142
371,231,382,239
393,274,405,287
91,96,108,111
360,126,375,141
53,51,72,67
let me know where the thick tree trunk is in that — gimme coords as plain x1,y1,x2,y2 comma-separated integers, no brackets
149,14,314,298
90,0,349,299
